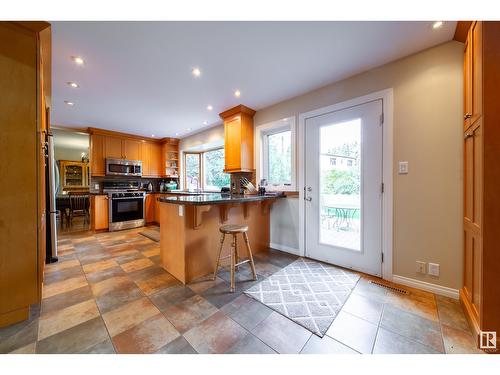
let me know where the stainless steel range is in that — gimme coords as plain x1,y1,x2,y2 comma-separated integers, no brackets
103,181,146,232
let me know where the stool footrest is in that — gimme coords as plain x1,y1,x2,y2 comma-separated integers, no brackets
235,259,251,267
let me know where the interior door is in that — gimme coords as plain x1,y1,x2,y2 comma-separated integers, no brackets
305,100,383,276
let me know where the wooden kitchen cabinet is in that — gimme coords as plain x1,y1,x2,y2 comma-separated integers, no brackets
103,135,142,161
90,133,106,176
460,21,500,350
123,139,141,161
104,136,123,159
145,193,155,223
154,194,162,223
89,128,179,178
141,141,162,177
91,195,109,230
150,143,162,177
219,105,256,173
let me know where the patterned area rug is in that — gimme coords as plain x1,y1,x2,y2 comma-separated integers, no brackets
244,258,360,337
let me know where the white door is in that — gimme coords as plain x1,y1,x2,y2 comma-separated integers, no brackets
305,100,383,276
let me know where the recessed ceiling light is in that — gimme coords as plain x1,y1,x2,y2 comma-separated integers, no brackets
432,21,444,29
234,90,241,98
71,56,85,65
192,67,201,77
203,121,208,125
64,100,75,106
187,128,192,131
175,132,180,136
151,134,155,137
67,81,79,88
207,105,213,111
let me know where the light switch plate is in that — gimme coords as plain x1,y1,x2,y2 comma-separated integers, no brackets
416,261,426,274
399,161,409,174
428,263,440,277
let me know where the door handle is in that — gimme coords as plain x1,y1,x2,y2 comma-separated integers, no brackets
464,113,472,120
305,197,312,202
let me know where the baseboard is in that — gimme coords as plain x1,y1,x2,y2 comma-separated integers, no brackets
269,242,301,256
392,275,459,299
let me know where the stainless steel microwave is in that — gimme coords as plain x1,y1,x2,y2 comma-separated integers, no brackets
105,158,142,177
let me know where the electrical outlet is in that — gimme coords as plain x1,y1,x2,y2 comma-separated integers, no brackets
416,261,426,274
399,161,409,174
428,263,440,277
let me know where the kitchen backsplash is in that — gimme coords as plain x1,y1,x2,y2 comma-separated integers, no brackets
89,176,178,193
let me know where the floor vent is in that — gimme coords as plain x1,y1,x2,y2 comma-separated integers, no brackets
368,280,409,295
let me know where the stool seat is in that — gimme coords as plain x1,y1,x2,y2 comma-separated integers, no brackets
219,224,249,234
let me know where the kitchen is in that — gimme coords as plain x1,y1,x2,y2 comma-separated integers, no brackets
1,16,500,362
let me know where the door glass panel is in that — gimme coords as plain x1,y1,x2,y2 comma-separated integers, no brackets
319,119,361,251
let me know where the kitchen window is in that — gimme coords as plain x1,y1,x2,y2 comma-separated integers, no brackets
184,148,230,191
256,117,296,191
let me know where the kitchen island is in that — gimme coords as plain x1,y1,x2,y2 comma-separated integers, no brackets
157,193,278,284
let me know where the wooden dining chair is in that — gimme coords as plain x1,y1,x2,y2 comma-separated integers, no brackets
68,192,90,225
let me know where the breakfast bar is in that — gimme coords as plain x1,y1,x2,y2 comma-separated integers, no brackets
157,194,278,284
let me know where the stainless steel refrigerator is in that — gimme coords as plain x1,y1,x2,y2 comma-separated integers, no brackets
46,132,58,263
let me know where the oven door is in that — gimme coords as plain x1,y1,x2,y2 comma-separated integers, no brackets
110,197,144,224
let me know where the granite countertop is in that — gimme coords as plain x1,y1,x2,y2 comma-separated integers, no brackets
157,193,281,206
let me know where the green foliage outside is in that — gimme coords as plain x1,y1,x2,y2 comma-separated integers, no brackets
322,141,360,195
204,149,230,190
268,131,292,184
322,169,360,195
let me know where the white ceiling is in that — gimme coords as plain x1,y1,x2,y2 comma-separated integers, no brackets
51,21,456,138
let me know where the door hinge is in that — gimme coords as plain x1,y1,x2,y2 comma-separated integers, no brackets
379,113,384,125
381,182,385,193
381,252,384,263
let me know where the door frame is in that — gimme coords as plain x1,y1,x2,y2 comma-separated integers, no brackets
298,88,394,281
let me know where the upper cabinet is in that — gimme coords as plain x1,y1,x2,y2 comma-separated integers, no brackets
104,136,141,160
219,105,256,173
90,133,106,176
89,128,179,177
141,141,162,178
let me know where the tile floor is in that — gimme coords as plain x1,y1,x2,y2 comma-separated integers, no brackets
0,227,483,354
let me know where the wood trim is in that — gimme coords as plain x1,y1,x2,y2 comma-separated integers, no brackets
460,287,481,340
284,191,299,197
12,21,50,33
454,21,473,43
87,127,179,144
219,104,256,120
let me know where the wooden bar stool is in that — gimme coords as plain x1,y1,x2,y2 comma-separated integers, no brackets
212,224,257,292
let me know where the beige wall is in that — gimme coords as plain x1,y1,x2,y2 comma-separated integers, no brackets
254,41,464,289
179,125,224,152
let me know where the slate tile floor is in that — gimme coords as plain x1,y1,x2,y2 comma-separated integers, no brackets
0,228,483,354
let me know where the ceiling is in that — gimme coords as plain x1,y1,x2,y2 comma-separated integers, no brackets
51,21,457,138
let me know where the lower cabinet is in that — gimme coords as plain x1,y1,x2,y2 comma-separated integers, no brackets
91,195,109,230
154,194,163,224
145,194,155,223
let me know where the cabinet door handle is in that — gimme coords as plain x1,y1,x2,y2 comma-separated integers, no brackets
464,133,473,139
464,113,472,120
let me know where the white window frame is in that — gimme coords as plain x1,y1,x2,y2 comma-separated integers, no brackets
255,116,297,191
183,147,230,192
